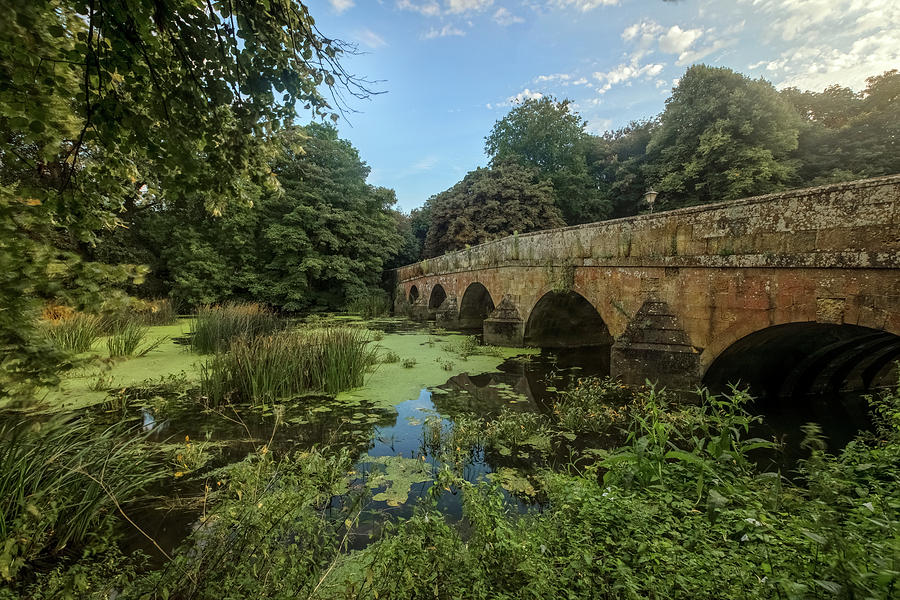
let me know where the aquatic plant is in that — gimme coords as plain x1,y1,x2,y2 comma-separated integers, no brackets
106,320,167,358
401,357,417,368
41,312,103,353
553,376,633,433
0,418,158,584
345,292,391,319
200,327,378,406
189,302,282,354
381,350,401,363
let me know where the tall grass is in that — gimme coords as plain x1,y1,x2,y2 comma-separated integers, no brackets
106,320,167,358
0,418,158,582
345,292,391,319
200,327,378,406
189,303,282,354
42,313,103,353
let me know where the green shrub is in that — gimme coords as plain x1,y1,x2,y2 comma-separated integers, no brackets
189,303,282,354
200,327,378,406
41,313,102,353
381,350,400,363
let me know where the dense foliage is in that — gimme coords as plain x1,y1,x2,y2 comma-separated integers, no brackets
422,162,564,257
0,0,372,397
411,67,899,257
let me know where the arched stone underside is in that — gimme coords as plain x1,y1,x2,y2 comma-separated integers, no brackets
428,284,447,310
393,176,900,391
703,323,900,398
458,282,495,329
524,291,612,348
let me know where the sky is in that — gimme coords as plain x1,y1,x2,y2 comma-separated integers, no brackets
304,0,899,212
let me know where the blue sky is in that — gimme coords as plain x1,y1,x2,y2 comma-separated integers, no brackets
305,0,899,212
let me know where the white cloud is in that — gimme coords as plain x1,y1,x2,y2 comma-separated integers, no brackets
493,7,524,26
447,0,493,14
675,37,732,66
509,88,544,103
586,118,613,134
396,0,441,17
357,29,388,48
551,0,620,11
658,25,703,55
535,73,572,83
593,62,665,94
422,24,466,39
329,0,355,13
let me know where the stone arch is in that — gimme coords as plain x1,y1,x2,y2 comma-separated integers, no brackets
458,282,495,329
524,290,613,348
408,285,420,304
703,322,900,398
428,284,447,310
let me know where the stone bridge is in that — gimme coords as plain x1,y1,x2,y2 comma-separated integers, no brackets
394,176,900,395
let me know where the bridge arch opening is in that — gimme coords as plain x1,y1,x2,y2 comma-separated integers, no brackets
408,285,419,304
458,283,495,329
704,322,900,456
524,291,613,348
428,284,447,310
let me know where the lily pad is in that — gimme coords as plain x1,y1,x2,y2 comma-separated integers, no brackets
363,455,433,507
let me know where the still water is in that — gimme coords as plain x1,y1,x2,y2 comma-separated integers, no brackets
63,321,873,561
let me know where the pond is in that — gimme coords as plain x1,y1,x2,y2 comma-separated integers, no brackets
37,318,872,565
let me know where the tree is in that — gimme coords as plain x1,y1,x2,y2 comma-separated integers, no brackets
423,163,564,258
647,65,801,207
485,97,608,224
589,119,659,218
0,1,366,395
249,124,401,310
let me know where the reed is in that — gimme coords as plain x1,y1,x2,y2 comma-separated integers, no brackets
189,303,282,354
0,418,158,582
106,320,166,358
42,312,103,353
200,327,378,406
345,292,391,319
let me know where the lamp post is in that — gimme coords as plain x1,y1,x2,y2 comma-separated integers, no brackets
644,188,659,213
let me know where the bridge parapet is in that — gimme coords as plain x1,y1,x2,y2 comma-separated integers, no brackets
397,175,900,282
395,176,900,393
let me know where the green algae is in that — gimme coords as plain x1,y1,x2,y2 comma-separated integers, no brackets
362,455,433,506
38,321,198,409
338,329,537,410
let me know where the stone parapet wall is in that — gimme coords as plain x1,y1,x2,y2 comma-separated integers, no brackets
396,175,900,282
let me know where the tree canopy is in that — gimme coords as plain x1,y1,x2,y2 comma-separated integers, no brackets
423,162,564,258
646,65,801,207
485,97,609,224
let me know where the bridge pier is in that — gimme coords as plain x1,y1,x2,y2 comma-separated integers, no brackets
483,297,525,346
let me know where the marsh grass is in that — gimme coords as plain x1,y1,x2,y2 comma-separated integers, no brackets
0,418,158,583
200,327,378,406
42,313,103,353
189,303,283,354
106,320,167,358
345,292,391,318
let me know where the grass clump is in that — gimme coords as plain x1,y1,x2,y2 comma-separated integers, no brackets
381,350,400,363
200,327,378,406
0,418,158,585
189,303,282,354
345,291,391,318
401,357,417,368
553,376,633,433
106,320,167,358
41,313,103,353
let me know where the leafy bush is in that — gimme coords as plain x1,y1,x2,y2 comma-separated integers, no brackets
41,313,103,353
189,303,282,354
200,327,378,406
